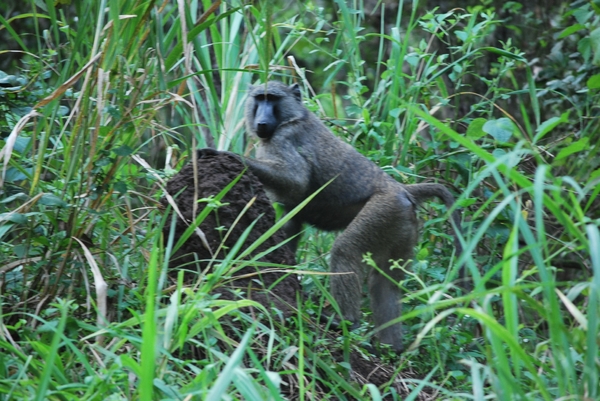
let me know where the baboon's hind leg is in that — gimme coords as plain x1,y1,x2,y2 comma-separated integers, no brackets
330,190,418,352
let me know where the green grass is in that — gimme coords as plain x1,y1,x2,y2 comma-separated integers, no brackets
1,0,599,399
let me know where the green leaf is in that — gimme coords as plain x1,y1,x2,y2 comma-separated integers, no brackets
206,327,255,400
14,136,31,153
483,118,515,143
113,145,133,156
389,108,401,118
480,46,526,61
555,137,590,161
573,7,594,25
587,74,600,89
1,192,29,203
416,247,429,260
455,30,468,42
139,239,160,401
0,224,13,240
492,148,507,159
34,300,71,401
0,212,27,224
590,27,600,65
39,194,68,207
534,111,569,143
458,198,477,208
467,118,487,139
558,24,586,39
114,181,128,194
186,8,241,42
578,37,591,62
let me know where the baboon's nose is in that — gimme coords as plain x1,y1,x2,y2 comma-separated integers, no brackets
256,123,271,138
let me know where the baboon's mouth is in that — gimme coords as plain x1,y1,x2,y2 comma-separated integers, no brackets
256,127,272,138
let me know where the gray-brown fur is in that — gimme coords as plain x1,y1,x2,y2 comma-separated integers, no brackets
219,81,461,351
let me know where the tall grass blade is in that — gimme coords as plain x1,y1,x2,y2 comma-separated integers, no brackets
139,238,160,400
584,224,600,398
33,300,71,401
206,326,255,400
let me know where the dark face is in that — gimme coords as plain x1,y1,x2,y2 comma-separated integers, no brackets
252,94,280,139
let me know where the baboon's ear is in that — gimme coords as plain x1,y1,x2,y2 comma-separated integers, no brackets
290,83,302,101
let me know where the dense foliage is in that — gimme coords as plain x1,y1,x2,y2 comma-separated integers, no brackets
1,0,599,399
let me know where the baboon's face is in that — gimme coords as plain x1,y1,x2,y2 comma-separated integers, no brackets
246,82,303,140
251,92,281,139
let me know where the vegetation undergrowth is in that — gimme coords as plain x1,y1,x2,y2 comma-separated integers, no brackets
1,0,599,399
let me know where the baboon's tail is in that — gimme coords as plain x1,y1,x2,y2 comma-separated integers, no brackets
405,183,462,254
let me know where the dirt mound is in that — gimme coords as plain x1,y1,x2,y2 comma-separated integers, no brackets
162,150,430,399
161,150,299,315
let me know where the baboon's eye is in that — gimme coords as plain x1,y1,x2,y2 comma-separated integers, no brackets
255,94,279,102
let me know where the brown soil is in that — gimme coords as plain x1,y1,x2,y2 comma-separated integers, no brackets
161,150,299,316
162,150,431,400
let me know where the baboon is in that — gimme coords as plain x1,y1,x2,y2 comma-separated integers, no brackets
201,81,462,352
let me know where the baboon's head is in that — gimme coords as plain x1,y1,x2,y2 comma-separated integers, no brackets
245,81,307,139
